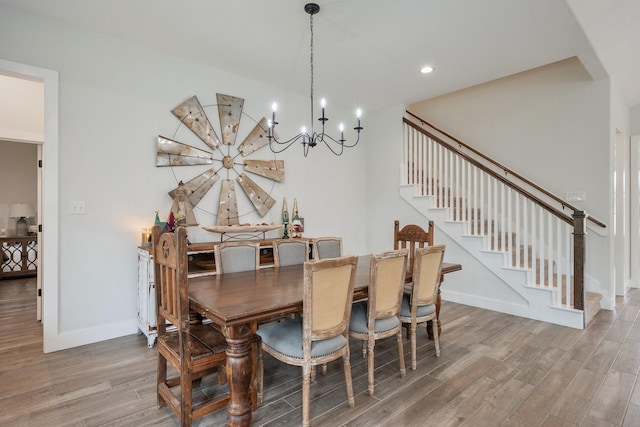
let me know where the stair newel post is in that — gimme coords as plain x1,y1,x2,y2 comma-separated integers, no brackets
572,210,587,314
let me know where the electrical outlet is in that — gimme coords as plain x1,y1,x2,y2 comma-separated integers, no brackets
69,201,86,215
565,192,586,202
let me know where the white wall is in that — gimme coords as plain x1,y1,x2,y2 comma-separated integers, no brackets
0,7,367,350
403,58,614,308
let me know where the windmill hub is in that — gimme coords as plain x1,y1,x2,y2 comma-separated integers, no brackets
222,155,234,169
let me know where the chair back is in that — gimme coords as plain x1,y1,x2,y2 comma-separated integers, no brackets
312,237,343,260
369,249,409,319
152,225,189,333
273,239,310,267
411,245,445,305
214,241,260,274
393,220,434,281
304,256,358,342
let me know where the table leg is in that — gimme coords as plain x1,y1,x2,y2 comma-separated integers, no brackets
223,323,256,427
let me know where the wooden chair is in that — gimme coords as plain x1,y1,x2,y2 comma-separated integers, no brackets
256,256,358,427
214,241,260,274
152,225,229,427
312,236,342,260
393,220,434,282
349,249,408,396
273,238,310,267
399,244,445,370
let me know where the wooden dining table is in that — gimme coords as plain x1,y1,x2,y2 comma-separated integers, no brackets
188,255,461,426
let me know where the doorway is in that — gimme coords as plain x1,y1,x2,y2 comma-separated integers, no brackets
0,58,59,353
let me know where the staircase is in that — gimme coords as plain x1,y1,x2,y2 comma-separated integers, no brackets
402,112,604,329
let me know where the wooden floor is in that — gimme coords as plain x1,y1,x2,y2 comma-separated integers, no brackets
2,277,640,426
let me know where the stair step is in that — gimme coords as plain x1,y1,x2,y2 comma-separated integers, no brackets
585,291,602,326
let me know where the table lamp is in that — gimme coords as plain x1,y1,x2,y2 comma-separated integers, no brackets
9,203,35,237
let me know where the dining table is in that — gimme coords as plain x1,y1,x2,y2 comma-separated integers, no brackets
188,254,461,426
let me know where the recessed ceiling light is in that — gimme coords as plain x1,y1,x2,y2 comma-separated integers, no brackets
421,66,434,74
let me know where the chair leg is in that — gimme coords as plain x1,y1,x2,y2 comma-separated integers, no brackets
367,340,375,396
302,366,312,427
410,325,417,370
157,353,167,408
217,365,227,384
361,340,367,359
396,329,406,378
343,350,355,409
432,317,440,357
180,365,193,427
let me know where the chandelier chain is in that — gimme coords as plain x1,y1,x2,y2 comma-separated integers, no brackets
309,12,314,135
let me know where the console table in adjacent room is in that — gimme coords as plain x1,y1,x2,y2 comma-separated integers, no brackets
0,236,38,279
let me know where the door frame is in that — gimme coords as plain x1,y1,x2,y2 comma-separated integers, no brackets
0,58,59,352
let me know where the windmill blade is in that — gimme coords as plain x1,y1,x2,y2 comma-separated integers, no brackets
238,117,271,156
236,173,276,217
168,168,219,207
216,179,240,226
217,93,244,146
171,95,221,151
244,160,285,183
156,136,213,166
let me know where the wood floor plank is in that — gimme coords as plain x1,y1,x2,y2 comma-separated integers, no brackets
549,368,606,424
588,370,636,425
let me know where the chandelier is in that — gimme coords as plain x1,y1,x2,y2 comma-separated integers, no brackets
268,2,363,157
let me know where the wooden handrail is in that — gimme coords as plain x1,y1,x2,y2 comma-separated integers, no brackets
405,111,606,229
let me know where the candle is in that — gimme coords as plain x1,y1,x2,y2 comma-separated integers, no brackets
141,228,151,246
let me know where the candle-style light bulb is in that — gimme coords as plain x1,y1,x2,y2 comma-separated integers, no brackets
270,103,278,132
320,98,326,119
339,123,345,142
356,108,362,130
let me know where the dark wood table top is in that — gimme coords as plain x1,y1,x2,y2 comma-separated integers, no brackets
188,255,461,328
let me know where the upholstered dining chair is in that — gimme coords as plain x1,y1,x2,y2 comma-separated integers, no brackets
256,255,358,427
273,238,310,267
399,244,445,370
152,225,229,427
311,236,342,260
349,248,408,396
393,220,434,283
214,241,260,274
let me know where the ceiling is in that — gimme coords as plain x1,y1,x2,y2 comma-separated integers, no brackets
1,0,639,112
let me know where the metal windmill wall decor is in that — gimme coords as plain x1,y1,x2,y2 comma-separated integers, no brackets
157,94,285,226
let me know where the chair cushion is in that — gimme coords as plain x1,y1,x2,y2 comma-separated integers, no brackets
349,301,400,334
400,294,435,318
257,318,347,359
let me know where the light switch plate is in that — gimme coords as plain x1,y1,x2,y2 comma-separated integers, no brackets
69,201,86,214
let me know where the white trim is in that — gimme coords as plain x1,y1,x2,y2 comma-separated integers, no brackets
0,58,60,352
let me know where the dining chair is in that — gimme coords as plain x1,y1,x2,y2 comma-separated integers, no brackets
214,241,261,274
394,219,434,283
349,248,408,396
399,244,445,370
256,255,358,427
311,236,342,260
273,238,310,267
152,225,229,427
